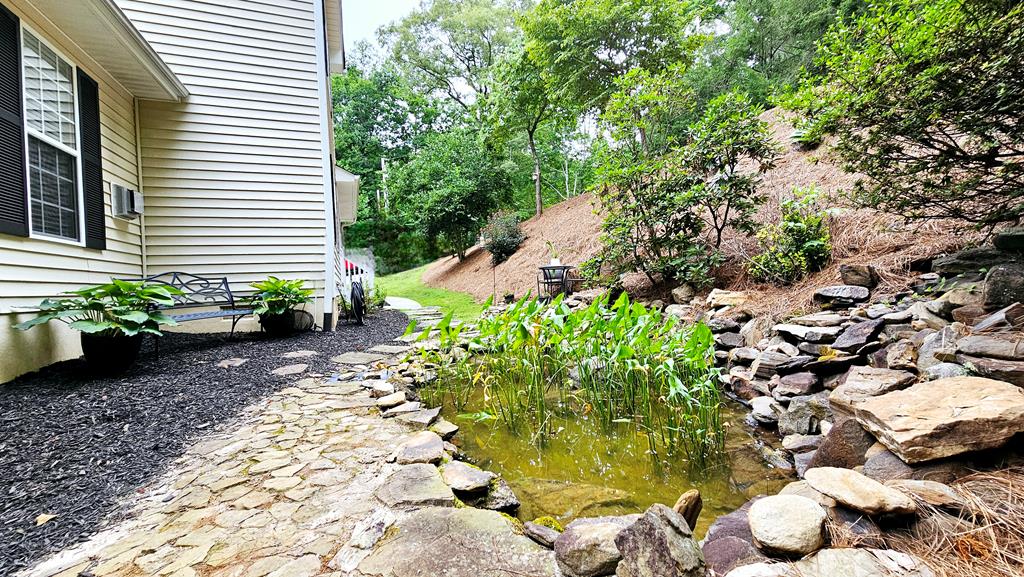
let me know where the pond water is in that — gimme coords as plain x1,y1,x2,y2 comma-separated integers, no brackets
445,399,793,538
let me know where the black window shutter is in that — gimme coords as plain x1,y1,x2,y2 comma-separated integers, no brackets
0,4,28,238
77,68,105,250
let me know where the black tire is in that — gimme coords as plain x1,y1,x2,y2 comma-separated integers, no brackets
350,281,365,325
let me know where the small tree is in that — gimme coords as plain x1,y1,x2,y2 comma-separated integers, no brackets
594,77,776,286
680,92,778,249
481,210,526,265
792,0,1024,229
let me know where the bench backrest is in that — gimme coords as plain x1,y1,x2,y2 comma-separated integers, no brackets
127,272,237,310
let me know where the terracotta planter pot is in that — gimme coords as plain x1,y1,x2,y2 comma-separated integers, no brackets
80,332,144,373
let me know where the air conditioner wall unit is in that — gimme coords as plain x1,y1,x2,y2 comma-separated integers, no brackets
112,184,144,220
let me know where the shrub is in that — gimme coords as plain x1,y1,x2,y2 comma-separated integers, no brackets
481,211,526,265
246,276,313,317
747,187,832,284
14,280,181,337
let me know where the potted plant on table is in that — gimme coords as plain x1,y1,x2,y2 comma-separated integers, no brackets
14,280,182,372
246,276,314,336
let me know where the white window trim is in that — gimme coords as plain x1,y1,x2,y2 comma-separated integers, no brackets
19,23,87,248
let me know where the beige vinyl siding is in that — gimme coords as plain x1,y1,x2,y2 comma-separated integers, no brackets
115,0,330,296
0,0,143,310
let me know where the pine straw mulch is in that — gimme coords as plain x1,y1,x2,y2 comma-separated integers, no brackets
880,467,1024,577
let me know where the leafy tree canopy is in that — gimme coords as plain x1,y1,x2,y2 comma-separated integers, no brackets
522,0,704,114
388,130,515,259
792,0,1024,229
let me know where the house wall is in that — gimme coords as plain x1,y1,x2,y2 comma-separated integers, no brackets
0,0,143,383
114,0,334,327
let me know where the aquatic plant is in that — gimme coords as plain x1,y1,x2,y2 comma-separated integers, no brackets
417,293,725,468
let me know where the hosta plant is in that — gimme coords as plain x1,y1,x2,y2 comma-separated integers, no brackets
246,276,314,317
14,280,181,337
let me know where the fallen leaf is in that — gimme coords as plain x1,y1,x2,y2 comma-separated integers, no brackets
35,513,57,526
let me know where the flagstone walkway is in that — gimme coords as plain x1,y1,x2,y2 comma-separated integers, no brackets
22,344,553,577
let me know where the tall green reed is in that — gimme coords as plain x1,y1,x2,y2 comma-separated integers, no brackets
416,292,726,469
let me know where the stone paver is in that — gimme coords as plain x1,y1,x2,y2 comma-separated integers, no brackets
23,353,451,577
331,351,386,365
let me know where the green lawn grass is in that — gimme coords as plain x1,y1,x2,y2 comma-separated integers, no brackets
377,264,484,323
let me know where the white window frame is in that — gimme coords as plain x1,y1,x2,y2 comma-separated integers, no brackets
19,23,87,247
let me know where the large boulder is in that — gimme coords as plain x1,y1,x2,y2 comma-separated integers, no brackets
983,263,1024,309
701,536,765,576
614,504,705,577
804,467,916,516
993,227,1024,253
356,507,557,577
847,377,1024,463
441,461,496,492
747,495,826,557
932,246,1011,276
672,284,696,304
555,515,640,577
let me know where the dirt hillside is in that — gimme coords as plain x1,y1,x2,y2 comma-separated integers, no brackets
422,193,604,301
423,109,976,314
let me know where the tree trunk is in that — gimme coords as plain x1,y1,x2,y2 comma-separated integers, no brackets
528,128,542,217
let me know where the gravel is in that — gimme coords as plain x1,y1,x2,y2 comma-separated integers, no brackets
0,310,408,575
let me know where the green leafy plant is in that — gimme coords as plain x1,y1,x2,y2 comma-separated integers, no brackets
748,187,833,284
14,280,182,337
365,284,388,313
418,293,725,468
482,211,526,265
246,276,314,317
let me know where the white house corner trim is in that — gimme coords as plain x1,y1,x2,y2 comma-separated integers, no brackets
313,0,337,330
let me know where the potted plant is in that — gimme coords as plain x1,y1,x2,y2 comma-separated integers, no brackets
545,241,561,266
246,276,314,336
14,280,182,372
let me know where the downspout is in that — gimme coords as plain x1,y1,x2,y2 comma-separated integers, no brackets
133,97,147,276
313,0,337,331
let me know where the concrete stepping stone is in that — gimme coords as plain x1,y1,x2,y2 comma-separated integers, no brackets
271,364,308,376
332,351,386,365
369,344,413,355
282,350,318,359
217,357,248,368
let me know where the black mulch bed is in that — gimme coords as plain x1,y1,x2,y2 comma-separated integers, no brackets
0,310,408,576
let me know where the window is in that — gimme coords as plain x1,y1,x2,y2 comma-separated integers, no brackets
21,29,81,242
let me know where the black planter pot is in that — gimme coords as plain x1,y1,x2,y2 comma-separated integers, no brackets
259,311,297,337
80,332,144,374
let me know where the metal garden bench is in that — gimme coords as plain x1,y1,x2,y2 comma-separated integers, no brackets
124,272,253,337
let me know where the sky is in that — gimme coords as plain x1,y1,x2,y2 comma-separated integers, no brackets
343,0,420,52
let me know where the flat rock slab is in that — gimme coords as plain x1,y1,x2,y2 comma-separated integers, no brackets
395,407,441,427
271,364,308,376
358,507,557,577
217,357,248,368
395,431,444,464
829,367,916,412
804,467,916,516
847,376,1024,463
282,350,318,359
332,351,386,365
442,461,496,492
374,464,455,508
